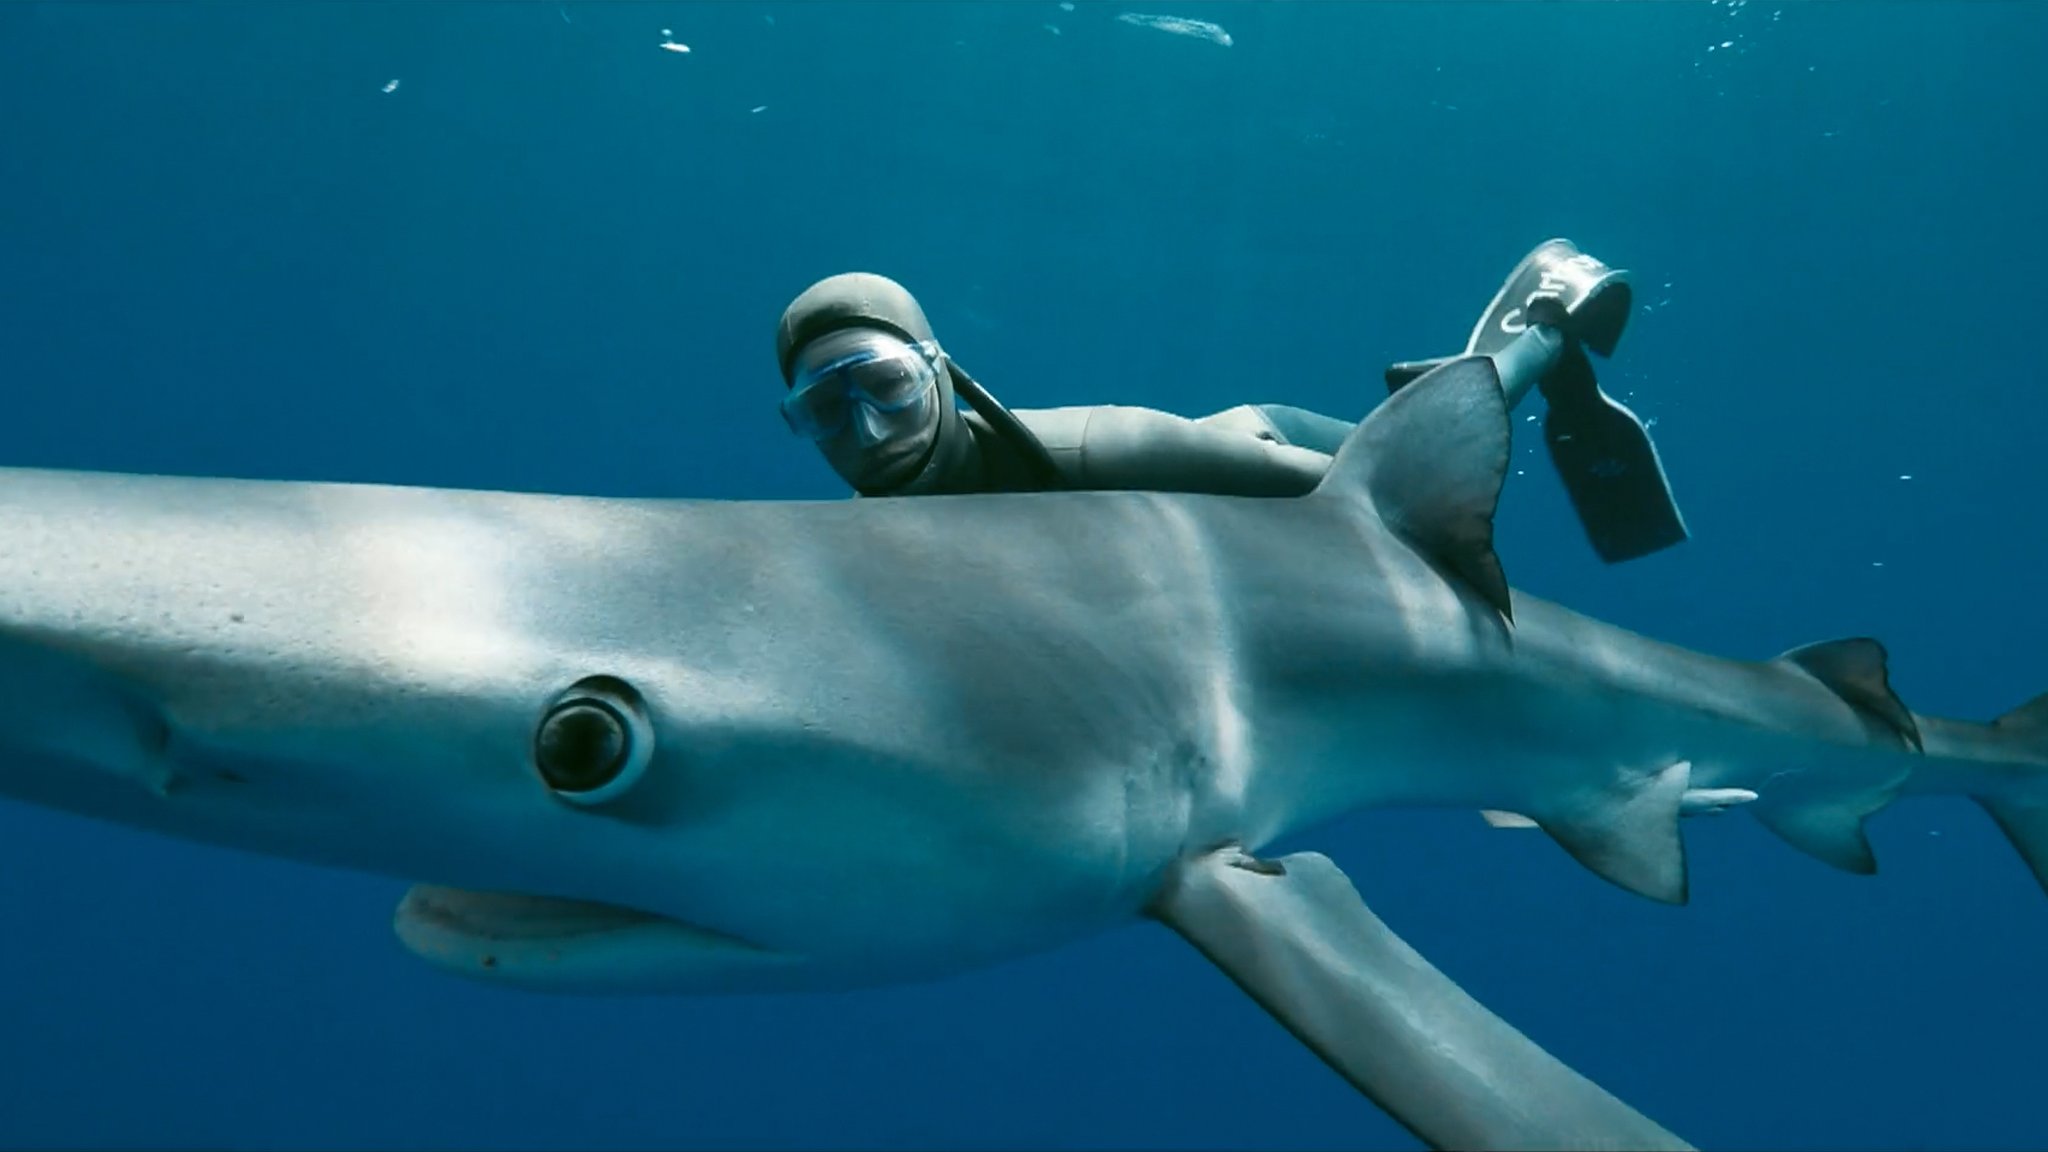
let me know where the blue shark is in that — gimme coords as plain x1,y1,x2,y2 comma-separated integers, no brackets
0,357,2040,1150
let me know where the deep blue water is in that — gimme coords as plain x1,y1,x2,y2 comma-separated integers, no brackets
2,2,2045,1148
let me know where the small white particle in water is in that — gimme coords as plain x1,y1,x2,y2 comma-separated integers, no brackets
1873,561,1886,568
660,38,690,53
1899,474,1912,480
1525,414,1537,423
1720,39,1735,48
1045,22,1061,34
1060,0,1075,8
382,78,400,93
751,105,768,114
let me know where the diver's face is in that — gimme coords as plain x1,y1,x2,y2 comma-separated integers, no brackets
785,330,944,493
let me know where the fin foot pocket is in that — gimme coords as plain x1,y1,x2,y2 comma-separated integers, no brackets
1466,239,1634,360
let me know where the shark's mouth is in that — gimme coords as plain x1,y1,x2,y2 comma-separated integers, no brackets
392,884,790,990
398,886,676,942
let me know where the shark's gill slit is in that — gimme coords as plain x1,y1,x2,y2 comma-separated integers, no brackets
533,675,654,806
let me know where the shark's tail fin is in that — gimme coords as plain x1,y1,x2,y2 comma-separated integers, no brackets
1976,693,2048,896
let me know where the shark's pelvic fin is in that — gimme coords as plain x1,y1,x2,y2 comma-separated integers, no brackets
1534,759,1693,904
1150,846,1693,1152
1318,355,1515,625
1777,637,1923,752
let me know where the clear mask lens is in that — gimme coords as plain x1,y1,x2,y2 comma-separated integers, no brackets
781,337,943,442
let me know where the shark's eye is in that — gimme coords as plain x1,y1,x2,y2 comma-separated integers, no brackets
534,676,654,806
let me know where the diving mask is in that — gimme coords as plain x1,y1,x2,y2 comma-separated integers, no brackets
780,334,945,444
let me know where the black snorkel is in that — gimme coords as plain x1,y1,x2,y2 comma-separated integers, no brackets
942,357,1064,491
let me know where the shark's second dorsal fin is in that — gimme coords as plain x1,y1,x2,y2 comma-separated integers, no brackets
1318,355,1514,623
1777,638,1923,752
1995,691,2048,736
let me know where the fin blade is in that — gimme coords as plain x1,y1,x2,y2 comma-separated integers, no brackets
1540,342,1689,564
1977,799,2048,898
1778,638,1923,751
1751,801,1878,875
1537,759,1692,904
1152,846,1694,1152
1321,356,1514,623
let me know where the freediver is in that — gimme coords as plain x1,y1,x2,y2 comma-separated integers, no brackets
772,239,1686,564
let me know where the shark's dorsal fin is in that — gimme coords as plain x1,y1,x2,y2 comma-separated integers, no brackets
1534,758,1693,904
1319,355,1514,624
1777,638,1922,751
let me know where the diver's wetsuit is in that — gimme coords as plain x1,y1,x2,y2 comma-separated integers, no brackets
778,241,1685,561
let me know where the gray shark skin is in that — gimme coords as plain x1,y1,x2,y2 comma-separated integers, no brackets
0,358,2040,1150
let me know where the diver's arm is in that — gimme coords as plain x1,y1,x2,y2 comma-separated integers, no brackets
1009,406,1330,497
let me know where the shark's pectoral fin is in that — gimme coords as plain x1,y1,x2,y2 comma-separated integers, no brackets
1777,637,1922,751
1148,845,1694,1152
1319,356,1515,625
1532,759,1693,904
